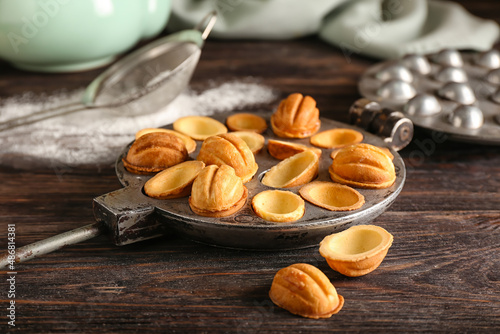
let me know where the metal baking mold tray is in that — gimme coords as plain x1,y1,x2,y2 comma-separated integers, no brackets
93,112,406,250
359,49,500,145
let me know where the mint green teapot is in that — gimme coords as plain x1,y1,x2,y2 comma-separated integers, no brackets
0,0,171,72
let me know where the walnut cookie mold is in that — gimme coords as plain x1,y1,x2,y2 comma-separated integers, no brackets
109,110,405,250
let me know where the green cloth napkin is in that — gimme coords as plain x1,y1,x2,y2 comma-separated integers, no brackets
167,0,499,59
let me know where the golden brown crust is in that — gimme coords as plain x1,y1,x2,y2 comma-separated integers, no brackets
135,128,197,153
267,139,322,160
230,131,265,154
269,263,344,319
122,132,188,175
226,113,267,133
329,143,396,189
261,150,319,188
144,161,205,199
189,165,247,217
310,128,363,149
190,187,248,217
197,133,258,183
173,116,228,141
319,225,394,277
271,93,321,138
299,181,365,211
380,147,394,160
251,190,305,222
330,145,394,161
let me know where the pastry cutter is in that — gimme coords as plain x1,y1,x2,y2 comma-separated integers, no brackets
0,12,217,131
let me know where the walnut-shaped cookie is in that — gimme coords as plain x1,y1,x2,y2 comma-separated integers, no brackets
197,133,258,183
189,165,248,218
329,143,396,189
269,263,344,319
122,132,188,174
271,93,321,138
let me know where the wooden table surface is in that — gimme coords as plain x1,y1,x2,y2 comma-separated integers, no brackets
1,1,499,333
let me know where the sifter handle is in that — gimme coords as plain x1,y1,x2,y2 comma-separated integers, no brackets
0,222,104,269
0,102,88,132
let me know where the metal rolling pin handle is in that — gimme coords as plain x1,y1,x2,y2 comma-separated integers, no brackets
349,98,414,151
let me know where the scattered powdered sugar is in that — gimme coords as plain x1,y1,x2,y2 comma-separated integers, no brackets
0,81,277,169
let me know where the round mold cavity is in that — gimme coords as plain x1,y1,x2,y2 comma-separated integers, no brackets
434,67,468,83
448,105,484,129
375,64,413,83
491,87,500,104
474,49,500,69
431,49,464,67
486,68,500,85
437,82,476,105
377,79,417,101
401,54,432,75
404,93,442,117
357,49,500,145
